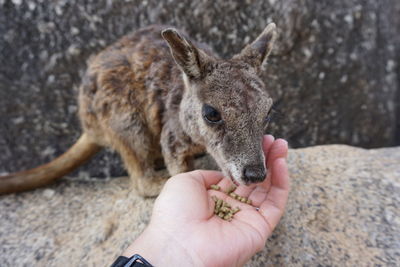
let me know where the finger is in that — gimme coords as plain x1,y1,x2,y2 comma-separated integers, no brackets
186,170,225,188
259,158,290,232
266,139,288,169
262,134,275,160
269,157,290,193
256,138,287,193
215,177,235,193
247,185,268,207
233,184,256,198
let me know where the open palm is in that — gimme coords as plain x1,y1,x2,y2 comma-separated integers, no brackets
141,135,289,266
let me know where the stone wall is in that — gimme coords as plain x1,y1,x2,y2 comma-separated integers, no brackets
0,0,399,177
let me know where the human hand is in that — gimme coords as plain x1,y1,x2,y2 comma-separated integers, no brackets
123,135,289,266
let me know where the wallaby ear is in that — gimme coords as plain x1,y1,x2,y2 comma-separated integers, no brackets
162,28,210,79
233,23,277,70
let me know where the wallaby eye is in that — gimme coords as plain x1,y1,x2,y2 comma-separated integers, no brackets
202,104,222,124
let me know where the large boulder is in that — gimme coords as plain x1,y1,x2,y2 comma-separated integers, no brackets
0,0,399,178
0,145,399,266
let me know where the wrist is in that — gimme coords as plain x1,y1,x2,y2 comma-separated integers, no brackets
122,224,204,266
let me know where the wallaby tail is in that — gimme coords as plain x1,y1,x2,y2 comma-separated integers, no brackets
0,133,101,195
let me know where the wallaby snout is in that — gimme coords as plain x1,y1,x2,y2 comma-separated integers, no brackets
224,149,267,186
243,164,267,184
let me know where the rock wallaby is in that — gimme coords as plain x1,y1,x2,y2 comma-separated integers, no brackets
0,23,277,197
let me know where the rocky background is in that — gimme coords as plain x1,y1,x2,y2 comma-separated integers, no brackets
1,146,399,266
0,0,399,178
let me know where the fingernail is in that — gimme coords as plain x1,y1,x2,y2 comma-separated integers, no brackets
276,138,288,147
283,139,288,146
264,135,275,143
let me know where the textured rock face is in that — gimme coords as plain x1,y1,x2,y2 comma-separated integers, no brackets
0,145,399,266
0,1,399,177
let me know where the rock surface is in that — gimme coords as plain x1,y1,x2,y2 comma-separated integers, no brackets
1,0,400,178
0,145,399,266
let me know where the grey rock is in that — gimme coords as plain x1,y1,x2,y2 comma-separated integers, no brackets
0,0,399,177
0,145,399,266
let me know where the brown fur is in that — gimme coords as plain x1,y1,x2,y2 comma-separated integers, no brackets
0,24,277,197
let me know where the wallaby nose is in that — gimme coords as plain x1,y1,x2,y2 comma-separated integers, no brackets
243,165,266,183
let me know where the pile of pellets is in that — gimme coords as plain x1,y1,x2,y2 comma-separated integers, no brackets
210,184,252,221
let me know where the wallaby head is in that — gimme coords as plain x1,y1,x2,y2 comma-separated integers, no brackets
162,23,277,186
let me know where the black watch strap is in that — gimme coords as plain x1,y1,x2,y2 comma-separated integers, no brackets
111,254,153,267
